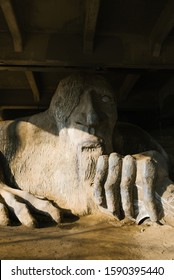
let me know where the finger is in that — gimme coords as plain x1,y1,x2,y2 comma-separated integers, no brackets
0,189,37,227
2,186,61,224
28,198,61,224
93,155,108,206
104,153,122,218
120,155,136,219
141,157,158,222
0,200,10,226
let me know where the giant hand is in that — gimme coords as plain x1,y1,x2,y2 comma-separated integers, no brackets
94,150,174,225
0,184,61,226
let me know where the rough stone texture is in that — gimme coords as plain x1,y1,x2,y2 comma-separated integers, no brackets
0,73,174,227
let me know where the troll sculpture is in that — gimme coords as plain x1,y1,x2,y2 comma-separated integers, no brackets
0,73,174,227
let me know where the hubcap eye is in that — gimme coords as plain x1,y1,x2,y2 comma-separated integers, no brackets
102,95,111,103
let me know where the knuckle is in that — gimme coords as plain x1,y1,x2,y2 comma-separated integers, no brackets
97,155,108,166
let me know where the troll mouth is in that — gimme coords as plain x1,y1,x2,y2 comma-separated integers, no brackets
80,140,104,152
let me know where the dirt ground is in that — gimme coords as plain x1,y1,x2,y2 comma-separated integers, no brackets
0,213,174,260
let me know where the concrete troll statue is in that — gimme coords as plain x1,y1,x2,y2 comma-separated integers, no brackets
0,73,174,227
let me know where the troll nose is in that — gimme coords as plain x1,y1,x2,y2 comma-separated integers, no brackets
86,109,100,127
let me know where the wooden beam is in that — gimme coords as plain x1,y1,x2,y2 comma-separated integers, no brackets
25,71,40,103
150,0,174,57
0,0,23,52
0,105,47,110
118,74,140,102
0,65,107,73
83,0,100,53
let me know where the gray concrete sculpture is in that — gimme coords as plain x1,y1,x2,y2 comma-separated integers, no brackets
0,73,174,227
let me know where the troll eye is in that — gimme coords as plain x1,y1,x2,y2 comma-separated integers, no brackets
101,95,111,103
